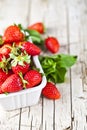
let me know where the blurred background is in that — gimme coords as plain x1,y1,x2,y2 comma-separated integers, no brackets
0,0,87,46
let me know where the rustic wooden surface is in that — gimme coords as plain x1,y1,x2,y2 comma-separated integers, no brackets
0,0,87,130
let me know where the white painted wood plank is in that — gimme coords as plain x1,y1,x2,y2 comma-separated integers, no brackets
20,100,42,130
69,0,87,129
55,73,71,130
67,0,86,43
0,108,20,130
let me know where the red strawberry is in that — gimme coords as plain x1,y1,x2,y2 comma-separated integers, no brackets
22,41,41,56
45,37,60,53
0,88,3,94
24,70,42,88
3,25,24,43
0,54,3,61
0,44,11,58
28,22,45,34
12,62,30,75
11,52,31,74
42,82,61,100
1,74,23,93
0,69,12,86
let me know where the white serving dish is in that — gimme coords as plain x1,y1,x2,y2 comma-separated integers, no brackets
0,56,47,111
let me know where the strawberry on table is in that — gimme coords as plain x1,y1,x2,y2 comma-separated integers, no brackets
42,82,61,100
28,22,45,34
24,70,42,88
45,37,60,53
1,74,23,93
22,41,41,56
3,25,24,43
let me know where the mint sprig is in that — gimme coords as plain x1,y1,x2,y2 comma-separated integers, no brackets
39,54,77,83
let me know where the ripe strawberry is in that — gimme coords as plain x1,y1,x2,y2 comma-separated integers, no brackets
3,25,24,43
45,37,60,53
24,70,42,88
0,88,3,94
0,69,12,86
12,62,30,75
10,52,31,74
42,82,61,100
22,41,41,56
28,22,45,34
1,74,23,93
0,44,11,58
0,54,3,61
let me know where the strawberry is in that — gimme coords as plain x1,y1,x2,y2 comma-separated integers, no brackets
24,70,42,88
0,54,3,61
10,52,31,74
0,88,3,94
22,41,41,56
42,82,61,100
45,37,60,53
0,69,12,86
12,62,30,75
1,74,23,93
28,22,45,34
3,25,24,43
0,44,11,58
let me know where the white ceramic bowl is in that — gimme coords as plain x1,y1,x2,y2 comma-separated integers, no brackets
0,56,47,111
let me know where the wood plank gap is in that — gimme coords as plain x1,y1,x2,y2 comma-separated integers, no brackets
28,107,30,118
18,108,22,130
53,101,55,130
30,116,33,130
42,97,44,125
66,3,72,130
86,115,87,123
27,0,32,26
45,120,47,130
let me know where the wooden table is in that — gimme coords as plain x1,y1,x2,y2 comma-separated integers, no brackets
0,0,87,130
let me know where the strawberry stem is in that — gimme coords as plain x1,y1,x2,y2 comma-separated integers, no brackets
0,36,4,45
19,72,28,89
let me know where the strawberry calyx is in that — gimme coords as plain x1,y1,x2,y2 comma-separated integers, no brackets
10,52,31,67
0,56,11,73
8,43,21,56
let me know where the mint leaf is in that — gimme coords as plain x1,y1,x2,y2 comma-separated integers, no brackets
39,54,77,83
24,29,44,45
56,54,77,68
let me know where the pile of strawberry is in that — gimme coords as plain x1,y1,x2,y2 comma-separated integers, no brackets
0,22,76,100
0,24,42,94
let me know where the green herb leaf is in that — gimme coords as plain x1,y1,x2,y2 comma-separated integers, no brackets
39,54,77,83
24,29,43,45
